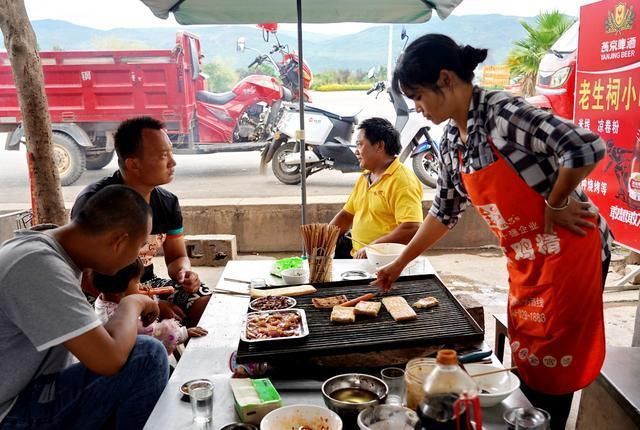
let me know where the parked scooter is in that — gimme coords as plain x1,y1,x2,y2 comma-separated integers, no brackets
260,71,441,187
261,27,441,187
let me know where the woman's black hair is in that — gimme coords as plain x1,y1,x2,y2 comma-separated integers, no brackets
392,34,488,94
92,257,144,294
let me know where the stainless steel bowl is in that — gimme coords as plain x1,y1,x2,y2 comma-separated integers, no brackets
322,373,388,427
218,424,258,430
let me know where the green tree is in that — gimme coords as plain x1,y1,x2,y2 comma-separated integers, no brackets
202,60,239,92
507,11,574,96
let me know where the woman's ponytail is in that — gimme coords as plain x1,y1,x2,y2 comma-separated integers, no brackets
393,34,488,93
459,45,488,80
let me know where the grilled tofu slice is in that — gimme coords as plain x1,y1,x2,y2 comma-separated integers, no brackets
312,295,348,309
354,301,382,317
330,306,356,323
413,296,440,310
381,296,417,322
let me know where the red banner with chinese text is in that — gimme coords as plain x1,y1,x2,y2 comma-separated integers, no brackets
574,0,640,252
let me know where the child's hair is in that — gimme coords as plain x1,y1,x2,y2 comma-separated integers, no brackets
92,257,144,294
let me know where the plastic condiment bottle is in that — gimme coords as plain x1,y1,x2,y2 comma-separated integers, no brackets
414,349,481,430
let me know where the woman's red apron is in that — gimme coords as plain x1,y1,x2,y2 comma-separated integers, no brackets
459,143,605,395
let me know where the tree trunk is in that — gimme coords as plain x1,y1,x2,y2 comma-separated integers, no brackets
0,0,66,226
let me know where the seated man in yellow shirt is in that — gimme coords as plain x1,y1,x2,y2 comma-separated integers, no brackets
330,117,423,258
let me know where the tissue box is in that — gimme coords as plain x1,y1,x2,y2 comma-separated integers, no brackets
229,378,282,425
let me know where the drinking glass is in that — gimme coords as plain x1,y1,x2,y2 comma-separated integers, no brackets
250,278,266,290
514,407,550,430
188,379,214,424
381,367,405,406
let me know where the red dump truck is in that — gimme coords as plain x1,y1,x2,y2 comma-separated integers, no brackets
0,32,290,185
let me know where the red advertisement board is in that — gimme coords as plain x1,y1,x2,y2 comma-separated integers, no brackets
574,0,640,252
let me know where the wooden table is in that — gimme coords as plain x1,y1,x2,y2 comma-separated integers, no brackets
144,258,530,429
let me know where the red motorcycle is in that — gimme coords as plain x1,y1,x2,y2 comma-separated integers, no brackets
193,71,289,144
239,23,313,103
191,32,292,145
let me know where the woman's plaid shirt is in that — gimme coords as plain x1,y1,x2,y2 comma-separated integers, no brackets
430,86,612,261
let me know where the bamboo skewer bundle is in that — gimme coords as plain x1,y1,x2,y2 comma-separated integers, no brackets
300,223,340,282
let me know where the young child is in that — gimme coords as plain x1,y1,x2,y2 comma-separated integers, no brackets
92,258,207,355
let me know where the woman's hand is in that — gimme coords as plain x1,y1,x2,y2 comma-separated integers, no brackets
544,197,597,236
373,259,407,292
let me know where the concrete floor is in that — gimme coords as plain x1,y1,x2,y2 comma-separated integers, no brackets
153,246,639,430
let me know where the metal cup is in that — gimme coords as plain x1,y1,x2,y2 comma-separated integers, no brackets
515,407,550,429
504,407,550,430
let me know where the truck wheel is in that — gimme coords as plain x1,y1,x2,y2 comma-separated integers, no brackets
272,142,307,185
52,132,85,186
86,151,115,170
412,151,439,188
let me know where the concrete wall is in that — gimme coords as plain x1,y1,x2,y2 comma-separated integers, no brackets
0,198,498,252
180,198,497,253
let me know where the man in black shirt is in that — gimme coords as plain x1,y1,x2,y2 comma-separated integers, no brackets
72,117,211,325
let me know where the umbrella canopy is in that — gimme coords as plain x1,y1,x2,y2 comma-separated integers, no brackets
137,0,463,226
140,0,462,24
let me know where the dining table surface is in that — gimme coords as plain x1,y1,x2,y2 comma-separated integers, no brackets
144,257,530,429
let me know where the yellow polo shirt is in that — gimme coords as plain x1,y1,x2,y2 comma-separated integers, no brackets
344,158,424,252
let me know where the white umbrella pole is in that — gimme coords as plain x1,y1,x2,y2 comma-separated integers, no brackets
297,0,307,226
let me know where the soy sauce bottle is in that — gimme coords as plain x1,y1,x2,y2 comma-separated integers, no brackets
415,349,480,430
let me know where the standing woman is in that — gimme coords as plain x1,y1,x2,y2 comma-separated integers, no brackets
376,34,612,430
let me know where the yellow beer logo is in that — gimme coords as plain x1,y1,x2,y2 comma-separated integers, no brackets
606,2,635,34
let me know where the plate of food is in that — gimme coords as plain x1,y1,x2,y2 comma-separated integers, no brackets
241,309,309,343
249,295,296,311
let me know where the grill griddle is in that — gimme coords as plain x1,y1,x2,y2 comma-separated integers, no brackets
236,274,484,363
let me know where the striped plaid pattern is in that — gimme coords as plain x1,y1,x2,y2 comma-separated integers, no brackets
430,87,612,261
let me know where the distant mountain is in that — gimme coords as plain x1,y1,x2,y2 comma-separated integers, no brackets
6,15,557,72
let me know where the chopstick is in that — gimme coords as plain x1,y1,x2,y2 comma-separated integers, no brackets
213,290,251,297
344,234,388,255
224,277,276,288
212,285,252,297
224,277,251,284
468,366,517,378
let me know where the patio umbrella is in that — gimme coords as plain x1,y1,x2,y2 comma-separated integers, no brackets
138,0,463,224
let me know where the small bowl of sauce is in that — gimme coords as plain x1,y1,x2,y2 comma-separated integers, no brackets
322,373,388,428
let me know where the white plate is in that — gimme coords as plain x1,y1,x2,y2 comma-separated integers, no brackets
240,308,309,343
248,295,296,311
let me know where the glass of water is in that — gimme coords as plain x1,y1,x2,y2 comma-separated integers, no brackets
381,367,406,406
188,379,214,424
250,278,266,289
514,407,550,430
